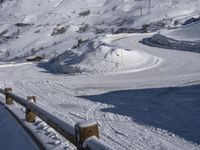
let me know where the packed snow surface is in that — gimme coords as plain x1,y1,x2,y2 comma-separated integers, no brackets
0,33,200,150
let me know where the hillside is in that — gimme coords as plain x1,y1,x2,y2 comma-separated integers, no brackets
0,0,200,63
0,0,200,150
142,21,200,53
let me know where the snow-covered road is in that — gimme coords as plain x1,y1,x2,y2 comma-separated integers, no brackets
0,33,200,149
1,33,200,92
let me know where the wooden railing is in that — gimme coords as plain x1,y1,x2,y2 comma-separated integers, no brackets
0,88,113,150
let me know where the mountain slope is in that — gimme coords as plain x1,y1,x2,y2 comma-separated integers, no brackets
0,0,200,63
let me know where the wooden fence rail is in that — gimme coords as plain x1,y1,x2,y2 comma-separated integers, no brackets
0,88,113,150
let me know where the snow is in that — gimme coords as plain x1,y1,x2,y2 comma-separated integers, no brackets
76,120,97,128
0,0,200,149
0,95,75,150
1,0,200,61
83,136,113,150
0,103,39,150
0,33,200,150
161,21,200,41
52,35,161,74
143,21,200,52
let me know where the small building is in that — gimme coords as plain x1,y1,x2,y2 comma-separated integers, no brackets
26,56,43,62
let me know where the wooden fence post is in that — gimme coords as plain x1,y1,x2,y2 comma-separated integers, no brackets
5,88,13,105
26,96,36,123
75,121,99,150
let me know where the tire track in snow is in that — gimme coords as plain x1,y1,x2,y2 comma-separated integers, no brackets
85,102,151,150
84,98,197,150
13,80,77,124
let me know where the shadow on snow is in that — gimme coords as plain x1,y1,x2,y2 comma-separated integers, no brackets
80,85,200,144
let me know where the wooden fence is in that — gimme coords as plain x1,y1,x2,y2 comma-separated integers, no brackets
0,88,113,150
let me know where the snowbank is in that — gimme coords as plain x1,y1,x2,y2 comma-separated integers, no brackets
0,104,39,150
143,22,200,52
163,22,200,41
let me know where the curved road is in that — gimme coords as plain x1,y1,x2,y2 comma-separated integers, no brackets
0,34,200,92
0,33,200,149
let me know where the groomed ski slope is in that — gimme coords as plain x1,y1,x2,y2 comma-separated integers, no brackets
0,33,200,149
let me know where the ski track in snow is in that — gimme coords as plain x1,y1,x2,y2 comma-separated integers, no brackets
0,33,200,149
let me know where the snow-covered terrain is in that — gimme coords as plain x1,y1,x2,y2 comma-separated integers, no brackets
50,34,161,74
0,33,200,150
0,0,200,150
162,22,200,41
0,0,200,62
0,103,40,150
143,21,200,52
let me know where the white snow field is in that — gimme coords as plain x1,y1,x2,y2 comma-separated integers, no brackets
0,33,200,150
0,0,200,150
0,0,200,61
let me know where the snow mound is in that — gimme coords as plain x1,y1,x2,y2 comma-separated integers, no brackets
51,44,159,74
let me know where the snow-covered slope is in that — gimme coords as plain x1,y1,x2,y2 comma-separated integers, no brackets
143,21,200,52
0,0,200,64
161,21,200,41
